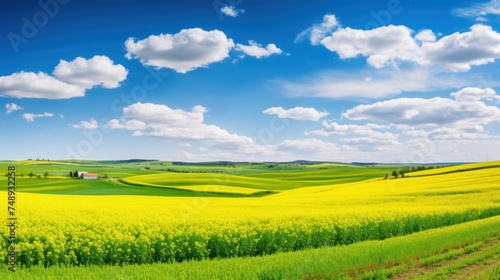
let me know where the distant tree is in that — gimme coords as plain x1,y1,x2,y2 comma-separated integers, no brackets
399,170,405,178
384,173,388,179
69,171,73,178
75,170,79,178
43,171,49,178
392,170,399,179
21,174,24,178
103,173,108,179
28,172,35,178
37,175,41,179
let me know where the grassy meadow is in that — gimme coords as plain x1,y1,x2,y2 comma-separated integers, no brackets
0,159,499,279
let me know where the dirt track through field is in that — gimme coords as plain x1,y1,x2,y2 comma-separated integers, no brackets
391,238,500,280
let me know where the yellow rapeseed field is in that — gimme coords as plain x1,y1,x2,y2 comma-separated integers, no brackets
1,162,499,268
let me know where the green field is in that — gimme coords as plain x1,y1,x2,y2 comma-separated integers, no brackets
0,160,396,196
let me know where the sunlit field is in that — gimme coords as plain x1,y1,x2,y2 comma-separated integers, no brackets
1,160,499,279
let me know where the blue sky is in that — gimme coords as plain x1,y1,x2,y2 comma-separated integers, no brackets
1,0,500,163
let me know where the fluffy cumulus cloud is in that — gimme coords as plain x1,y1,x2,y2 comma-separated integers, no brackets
415,29,436,42
343,87,500,127
0,55,127,99
5,103,23,114
53,55,128,89
263,106,328,121
420,24,500,71
107,102,255,148
0,72,85,99
22,112,53,122
304,14,500,72
125,28,235,73
321,25,419,68
451,87,500,102
72,118,99,130
295,14,340,45
220,5,244,17
235,41,283,58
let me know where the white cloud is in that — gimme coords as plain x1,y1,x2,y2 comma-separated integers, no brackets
263,106,328,121
277,138,338,152
427,126,490,140
125,28,235,73
307,121,389,136
220,5,243,17
53,55,128,89
274,138,379,162
106,119,147,130
279,69,443,100
343,89,500,127
22,112,53,122
415,29,436,42
276,138,342,159
72,118,99,130
305,14,500,72
420,24,500,71
295,14,340,45
107,102,255,148
5,103,22,114
452,0,500,20
321,25,419,68
235,41,283,58
0,55,127,99
0,71,84,99
341,132,399,151
451,87,500,102
305,121,398,151
403,125,491,141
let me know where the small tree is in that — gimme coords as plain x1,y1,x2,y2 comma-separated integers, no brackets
392,170,399,179
43,171,49,178
399,170,405,178
28,172,35,178
384,173,388,179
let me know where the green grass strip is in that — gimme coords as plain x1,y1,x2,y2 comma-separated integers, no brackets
415,242,500,279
